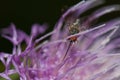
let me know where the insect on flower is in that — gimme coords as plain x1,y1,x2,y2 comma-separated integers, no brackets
63,19,88,60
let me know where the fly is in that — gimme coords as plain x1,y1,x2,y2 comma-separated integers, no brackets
63,14,98,60
63,19,82,60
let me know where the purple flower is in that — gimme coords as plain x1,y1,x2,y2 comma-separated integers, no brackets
0,0,120,80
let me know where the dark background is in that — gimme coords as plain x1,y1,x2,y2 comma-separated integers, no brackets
0,0,120,52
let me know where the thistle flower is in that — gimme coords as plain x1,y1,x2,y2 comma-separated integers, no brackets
0,0,120,80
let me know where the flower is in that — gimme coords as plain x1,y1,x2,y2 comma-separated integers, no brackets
0,0,120,80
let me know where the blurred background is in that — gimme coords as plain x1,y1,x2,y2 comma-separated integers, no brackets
0,0,120,53
0,0,81,53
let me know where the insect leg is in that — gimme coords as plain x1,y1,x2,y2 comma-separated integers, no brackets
63,41,72,60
